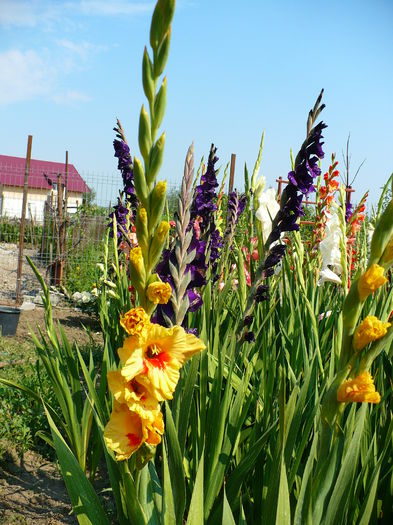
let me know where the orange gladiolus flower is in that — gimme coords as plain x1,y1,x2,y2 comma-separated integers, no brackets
337,372,381,404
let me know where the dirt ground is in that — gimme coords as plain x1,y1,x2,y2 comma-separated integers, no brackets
0,299,102,523
0,449,76,524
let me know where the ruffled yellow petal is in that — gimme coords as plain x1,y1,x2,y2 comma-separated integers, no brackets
337,372,381,404
119,346,145,382
358,264,387,301
145,411,165,446
144,324,206,366
120,307,150,337
107,371,159,421
353,315,391,351
137,354,181,401
103,403,146,460
146,281,172,304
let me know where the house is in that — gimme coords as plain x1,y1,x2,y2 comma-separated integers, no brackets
0,154,90,222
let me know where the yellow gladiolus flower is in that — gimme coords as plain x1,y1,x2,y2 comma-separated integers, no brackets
129,247,144,274
337,372,381,404
139,207,148,224
146,281,172,304
104,402,164,461
104,402,146,460
156,221,170,243
118,323,206,401
107,370,159,421
358,264,387,301
353,315,391,351
120,307,150,337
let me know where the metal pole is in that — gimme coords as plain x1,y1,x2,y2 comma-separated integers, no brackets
63,151,69,284
229,153,236,194
16,135,33,305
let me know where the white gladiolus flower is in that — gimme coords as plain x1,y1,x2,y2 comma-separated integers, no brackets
318,267,342,285
318,207,345,285
255,188,280,244
367,223,375,246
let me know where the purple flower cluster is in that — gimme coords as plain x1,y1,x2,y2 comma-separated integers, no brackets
263,121,327,276
345,201,353,222
154,234,207,325
108,134,137,238
113,139,137,208
155,144,224,325
191,144,223,264
226,191,247,230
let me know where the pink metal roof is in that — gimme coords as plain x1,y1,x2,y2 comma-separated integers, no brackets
0,154,90,193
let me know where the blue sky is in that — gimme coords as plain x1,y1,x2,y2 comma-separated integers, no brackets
0,0,392,207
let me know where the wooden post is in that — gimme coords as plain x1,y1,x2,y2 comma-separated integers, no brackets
228,153,236,194
16,135,33,305
276,177,284,201
62,151,69,283
53,172,64,285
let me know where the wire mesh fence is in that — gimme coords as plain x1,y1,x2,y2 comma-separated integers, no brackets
0,156,178,302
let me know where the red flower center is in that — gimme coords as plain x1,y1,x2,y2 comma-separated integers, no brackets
145,343,170,369
126,433,141,447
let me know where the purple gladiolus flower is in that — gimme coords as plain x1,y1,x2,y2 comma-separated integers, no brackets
345,201,353,222
191,144,222,265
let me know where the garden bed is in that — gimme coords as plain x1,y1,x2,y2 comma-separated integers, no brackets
0,307,102,524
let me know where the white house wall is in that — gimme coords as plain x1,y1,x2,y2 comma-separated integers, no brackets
0,187,83,222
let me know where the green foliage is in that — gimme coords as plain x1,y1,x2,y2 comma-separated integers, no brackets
0,339,58,459
0,217,43,246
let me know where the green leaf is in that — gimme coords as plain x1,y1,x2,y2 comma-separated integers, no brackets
276,455,291,525
222,486,236,525
165,402,186,524
186,450,204,525
43,402,110,525
323,404,367,525
162,439,176,525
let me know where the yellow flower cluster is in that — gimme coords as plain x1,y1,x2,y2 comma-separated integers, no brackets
357,264,387,301
104,308,206,460
147,281,172,304
353,315,391,351
337,372,381,404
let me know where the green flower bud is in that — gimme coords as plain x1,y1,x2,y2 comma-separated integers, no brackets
136,207,149,252
152,77,167,135
129,247,146,297
369,200,393,266
149,180,167,232
147,133,165,188
150,0,175,52
154,29,171,77
142,47,154,103
133,157,148,207
148,221,170,272
138,105,152,163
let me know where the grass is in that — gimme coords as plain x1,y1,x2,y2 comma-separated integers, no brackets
0,337,58,461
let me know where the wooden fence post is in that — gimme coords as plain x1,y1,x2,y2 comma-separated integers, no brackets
228,153,236,194
16,135,33,306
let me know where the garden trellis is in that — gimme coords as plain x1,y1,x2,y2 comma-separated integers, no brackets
0,153,179,300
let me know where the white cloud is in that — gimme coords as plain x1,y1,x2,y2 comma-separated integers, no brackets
0,1,38,27
0,49,52,104
56,39,107,60
52,90,91,104
78,1,154,16
0,0,153,27
0,1,62,28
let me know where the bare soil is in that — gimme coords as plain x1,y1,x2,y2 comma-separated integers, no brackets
0,298,102,523
0,449,76,524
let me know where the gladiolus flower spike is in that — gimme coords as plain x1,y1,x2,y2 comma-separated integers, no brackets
104,308,206,460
